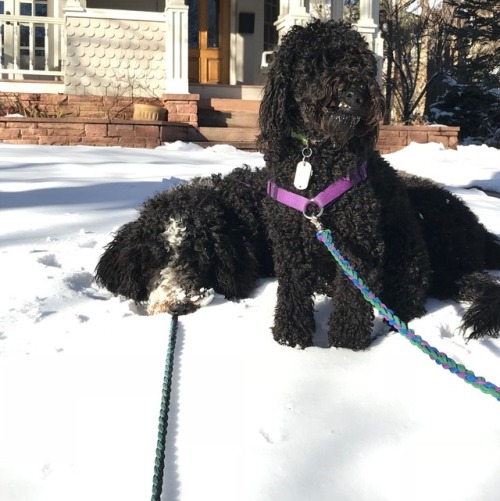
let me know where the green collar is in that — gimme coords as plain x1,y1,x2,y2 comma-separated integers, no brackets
290,130,309,147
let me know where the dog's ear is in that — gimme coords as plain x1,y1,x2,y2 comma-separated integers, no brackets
95,220,167,302
257,25,305,160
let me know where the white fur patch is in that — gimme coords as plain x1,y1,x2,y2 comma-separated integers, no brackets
163,217,186,251
148,267,186,314
148,218,215,315
147,267,215,315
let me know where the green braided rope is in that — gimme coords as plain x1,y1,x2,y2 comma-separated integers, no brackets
316,228,500,402
151,314,179,501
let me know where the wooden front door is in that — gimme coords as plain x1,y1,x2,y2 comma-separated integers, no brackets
188,0,229,84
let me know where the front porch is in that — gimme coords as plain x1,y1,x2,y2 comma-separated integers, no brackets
0,0,384,96
0,1,460,154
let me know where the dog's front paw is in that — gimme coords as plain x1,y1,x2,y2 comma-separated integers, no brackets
329,334,372,351
274,334,313,349
272,323,314,349
328,322,373,350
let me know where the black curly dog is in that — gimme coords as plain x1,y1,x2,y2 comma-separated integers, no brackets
95,168,272,315
257,19,500,349
96,20,500,350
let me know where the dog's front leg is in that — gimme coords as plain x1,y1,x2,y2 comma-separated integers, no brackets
328,272,374,350
273,269,316,349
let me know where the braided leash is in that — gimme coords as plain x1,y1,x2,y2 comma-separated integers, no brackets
151,314,179,501
147,225,500,501
314,223,500,402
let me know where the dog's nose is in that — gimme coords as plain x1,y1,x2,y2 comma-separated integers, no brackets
342,89,364,110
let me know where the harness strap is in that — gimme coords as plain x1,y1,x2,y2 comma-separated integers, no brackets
267,161,367,213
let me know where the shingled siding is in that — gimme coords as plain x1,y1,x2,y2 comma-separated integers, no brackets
64,15,166,98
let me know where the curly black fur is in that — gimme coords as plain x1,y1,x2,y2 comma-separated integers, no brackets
95,167,273,315
257,20,384,161
96,19,500,349
257,19,500,349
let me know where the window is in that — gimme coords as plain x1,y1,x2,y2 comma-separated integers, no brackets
264,0,279,51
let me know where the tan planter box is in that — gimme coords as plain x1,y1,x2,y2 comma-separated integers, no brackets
133,104,167,121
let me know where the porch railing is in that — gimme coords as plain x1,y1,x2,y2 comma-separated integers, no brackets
0,14,65,79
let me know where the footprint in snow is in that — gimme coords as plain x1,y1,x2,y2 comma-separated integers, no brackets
63,271,94,292
63,271,110,300
37,253,62,268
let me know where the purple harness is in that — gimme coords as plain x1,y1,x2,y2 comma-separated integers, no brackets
267,161,368,217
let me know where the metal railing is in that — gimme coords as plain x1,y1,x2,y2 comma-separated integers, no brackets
0,14,65,79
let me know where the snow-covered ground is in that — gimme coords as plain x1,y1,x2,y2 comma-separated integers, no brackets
1,141,500,501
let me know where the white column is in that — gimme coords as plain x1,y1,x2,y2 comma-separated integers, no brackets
355,0,383,82
331,0,344,21
164,0,189,94
275,0,310,42
63,0,85,11
356,0,380,48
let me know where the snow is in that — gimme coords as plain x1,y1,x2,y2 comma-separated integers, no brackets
1,140,500,501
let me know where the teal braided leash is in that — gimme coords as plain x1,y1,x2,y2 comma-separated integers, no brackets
151,314,179,501
314,223,500,402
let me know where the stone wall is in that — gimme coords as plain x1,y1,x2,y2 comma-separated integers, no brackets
0,117,187,148
378,125,460,154
0,116,460,152
0,93,460,152
0,92,199,126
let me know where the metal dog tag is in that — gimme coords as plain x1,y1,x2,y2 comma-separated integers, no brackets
293,161,312,190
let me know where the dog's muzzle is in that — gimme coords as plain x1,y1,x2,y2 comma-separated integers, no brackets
324,87,366,117
341,89,365,113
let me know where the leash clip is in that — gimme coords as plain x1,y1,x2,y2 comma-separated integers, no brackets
302,199,324,220
308,215,323,232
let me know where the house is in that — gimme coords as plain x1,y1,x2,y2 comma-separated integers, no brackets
0,1,458,152
0,0,383,100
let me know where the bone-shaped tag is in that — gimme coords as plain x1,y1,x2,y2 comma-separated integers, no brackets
293,161,312,190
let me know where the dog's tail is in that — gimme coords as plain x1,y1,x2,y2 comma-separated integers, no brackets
457,272,500,339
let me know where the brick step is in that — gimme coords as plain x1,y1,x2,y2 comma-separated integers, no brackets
188,126,260,143
192,141,258,151
198,109,258,128
198,98,261,113
198,98,260,128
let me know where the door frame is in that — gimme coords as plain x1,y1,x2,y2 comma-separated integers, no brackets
188,0,230,85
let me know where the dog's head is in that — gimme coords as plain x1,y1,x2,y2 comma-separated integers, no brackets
258,20,384,159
